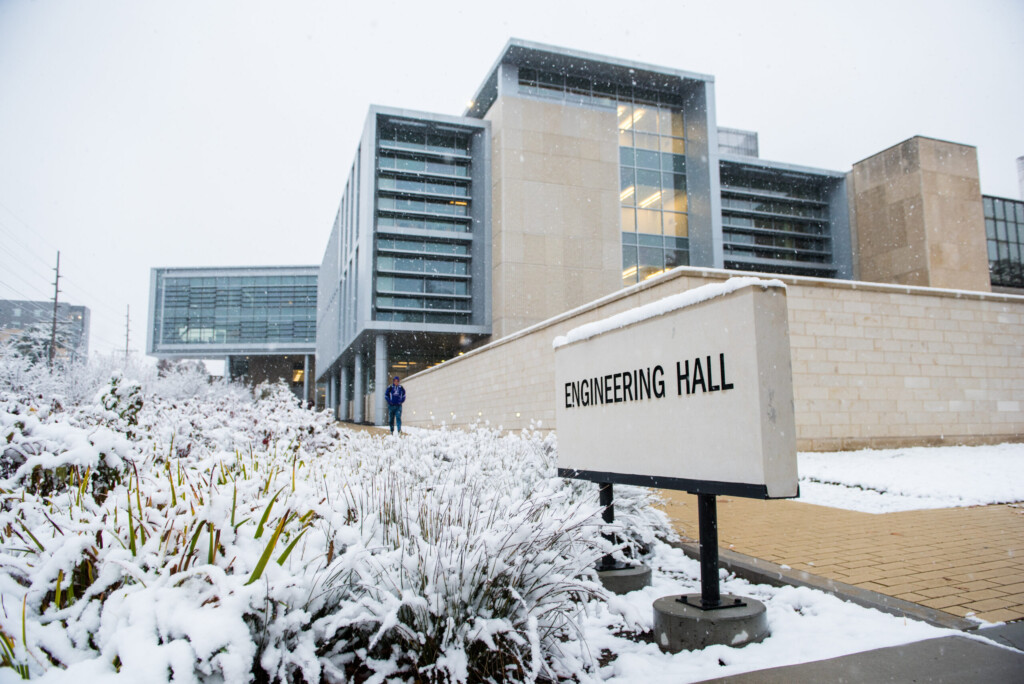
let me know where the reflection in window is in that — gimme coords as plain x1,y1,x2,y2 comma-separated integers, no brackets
985,195,1024,288
618,102,688,285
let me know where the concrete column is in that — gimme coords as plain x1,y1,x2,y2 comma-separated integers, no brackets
328,373,337,415
353,354,364,424
374,334,388,426
303,354,311,408
339,365,350,422
224,356,231,385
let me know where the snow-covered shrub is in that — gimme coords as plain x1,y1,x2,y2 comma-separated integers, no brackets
0,364,672,682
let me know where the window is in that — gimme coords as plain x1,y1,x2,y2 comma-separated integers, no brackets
618,100,689,284
985,196,1024,288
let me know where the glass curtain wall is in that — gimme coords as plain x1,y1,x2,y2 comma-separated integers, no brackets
618,102,689,286
159,276,317,346
719,162,834,276
373,123,475,324
985,196,1024,288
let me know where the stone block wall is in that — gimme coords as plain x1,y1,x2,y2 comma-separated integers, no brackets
402,267,1024,451
485,96,622,340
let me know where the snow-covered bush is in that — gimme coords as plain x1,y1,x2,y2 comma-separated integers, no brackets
0,363,673,682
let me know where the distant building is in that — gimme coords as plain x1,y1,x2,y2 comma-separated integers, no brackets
146,266,318,403
0,299,90,360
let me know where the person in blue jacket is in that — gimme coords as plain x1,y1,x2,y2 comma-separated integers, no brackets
384,375,406,434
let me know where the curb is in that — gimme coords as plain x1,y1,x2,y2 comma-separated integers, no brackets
668,540,978,632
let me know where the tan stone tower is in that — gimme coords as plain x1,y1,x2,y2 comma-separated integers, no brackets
850,136,991,292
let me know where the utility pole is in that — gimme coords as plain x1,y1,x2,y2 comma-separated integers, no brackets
124,304,130,366
49,251,61,368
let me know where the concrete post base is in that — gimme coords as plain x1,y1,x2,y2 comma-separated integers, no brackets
597,563,652,594
653,594,769,653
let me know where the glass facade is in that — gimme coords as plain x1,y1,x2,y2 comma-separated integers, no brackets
985,195,1024,288
515,67,691,288
618,101,689,286
719,161,836,277
718,128,759,157
374,121,475,324
154,273,317,347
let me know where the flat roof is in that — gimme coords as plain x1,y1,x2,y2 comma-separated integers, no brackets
720,154,846,180
464,38,714,119
154,265,318,278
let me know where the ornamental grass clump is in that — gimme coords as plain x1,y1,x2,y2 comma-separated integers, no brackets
0,359,672,683
307,447,608,682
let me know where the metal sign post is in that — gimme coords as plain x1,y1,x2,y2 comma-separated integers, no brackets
679,493,745,610
554,280,798,649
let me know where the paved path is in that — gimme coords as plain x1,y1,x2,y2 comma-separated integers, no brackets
658,493,1024,624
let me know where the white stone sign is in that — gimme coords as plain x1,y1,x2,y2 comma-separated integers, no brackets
553,278,798,499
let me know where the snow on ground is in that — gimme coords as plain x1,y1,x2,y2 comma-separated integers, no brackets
797,443,1024,513
0,357,995,682
578,542,951,683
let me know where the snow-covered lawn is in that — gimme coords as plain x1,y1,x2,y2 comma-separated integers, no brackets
0,358,981,682
797,443,1024,513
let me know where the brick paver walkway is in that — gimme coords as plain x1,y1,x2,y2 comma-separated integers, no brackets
658,493,1024,624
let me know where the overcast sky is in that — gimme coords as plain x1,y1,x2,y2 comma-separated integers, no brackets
1,0,1021,360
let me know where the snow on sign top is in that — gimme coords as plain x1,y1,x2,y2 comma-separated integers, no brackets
552,277,786,349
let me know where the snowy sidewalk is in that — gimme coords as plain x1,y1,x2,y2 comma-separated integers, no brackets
659,494,1024,625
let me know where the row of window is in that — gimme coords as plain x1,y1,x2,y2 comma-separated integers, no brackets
724,232,830,254
723,215,829,237
377,276,469,296
159,308,315,321
377,196,469,217
622,207,688,238
164,276,316,289
377,256,469,276
164,283,316,298
622,168,687,212
721,196,827,219
518,67,685,109
375,311,471,324
377,238,469,256
620,147,686,174
163,293,317,309
716,163,835,202
378,176,469,198
984,196,1024,223
378,154,469,177
622,243,689,287
160,321,315,345
376,296,471,312
987,218,1021,244
618,103,685,139
378,127,470,155
724,244,833,264
378,215,471,234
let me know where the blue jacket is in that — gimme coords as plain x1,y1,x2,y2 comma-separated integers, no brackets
385,384,406,406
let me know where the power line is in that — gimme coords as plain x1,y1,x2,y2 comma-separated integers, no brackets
0,277,51,303
0,216,56,274
0,240,55,287
0,198,61,254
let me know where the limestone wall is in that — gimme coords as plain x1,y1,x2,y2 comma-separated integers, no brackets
402,267,1024,451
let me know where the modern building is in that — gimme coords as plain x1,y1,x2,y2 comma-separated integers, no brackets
315,107,491,423
146,266,318,403
150,40,1022,429
0,299,90,361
